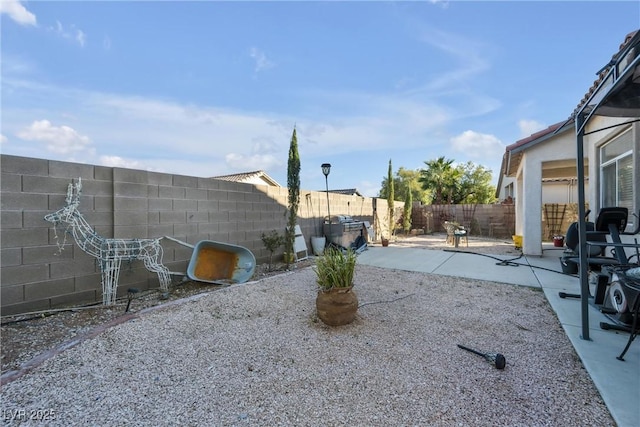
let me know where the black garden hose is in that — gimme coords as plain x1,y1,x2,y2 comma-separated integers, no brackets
443,249,576,276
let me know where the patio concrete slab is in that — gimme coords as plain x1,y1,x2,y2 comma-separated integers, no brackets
356,246,454,274
356,244,639,427
531,267,578,290
562,325,639,427
542,288,608,330
433,252,540,287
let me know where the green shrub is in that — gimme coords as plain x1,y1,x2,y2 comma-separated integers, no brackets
313,247,357,290
261,230,284,271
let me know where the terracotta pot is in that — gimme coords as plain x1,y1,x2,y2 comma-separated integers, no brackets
381,238,389,247
316,286,358,326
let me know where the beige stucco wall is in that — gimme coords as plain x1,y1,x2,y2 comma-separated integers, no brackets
514,117,639,256
515,129,580,255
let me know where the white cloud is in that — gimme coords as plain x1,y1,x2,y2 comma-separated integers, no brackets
396,26,500,119
99,155,145,170
415,28,491,93
428,0,450,9
76,29,87,47
2,76,480,182
225,153,281,171
17,120,92,154
450,130,504,159
0,134,8,144
518,119,546,138
249,47,275,73
103,35,112,50
1,54,36,77
0,0,36,26
49,20,86,47
358,180,380,198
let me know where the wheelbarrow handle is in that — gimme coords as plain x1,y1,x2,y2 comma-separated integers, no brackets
162,236,195,249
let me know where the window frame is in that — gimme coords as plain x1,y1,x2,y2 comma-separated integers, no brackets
598,126,635,230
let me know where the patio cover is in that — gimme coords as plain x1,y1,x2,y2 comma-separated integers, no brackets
574,30,640,340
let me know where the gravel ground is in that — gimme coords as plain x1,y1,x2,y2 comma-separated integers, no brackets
1,261,313,376
1,263,613,426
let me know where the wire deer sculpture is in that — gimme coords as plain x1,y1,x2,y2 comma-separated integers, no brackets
44,178,171,305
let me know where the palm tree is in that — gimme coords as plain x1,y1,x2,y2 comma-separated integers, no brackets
419,156,456,204
379,167,430,204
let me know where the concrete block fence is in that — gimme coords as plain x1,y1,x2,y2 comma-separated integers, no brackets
3,154,526,315
1,155,401,315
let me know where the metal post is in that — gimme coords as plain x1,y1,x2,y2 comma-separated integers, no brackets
324,176,331,220
575,112,591,341
321,163,332,241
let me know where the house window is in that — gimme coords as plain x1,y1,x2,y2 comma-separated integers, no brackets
600,128,634,227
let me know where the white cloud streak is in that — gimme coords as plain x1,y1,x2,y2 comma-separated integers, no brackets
3,72,500,182
2,78,457,177
428,0,450,9
249,47,275,73
413,28,491,94
1,15,503,183
0,0,36,26
49,21,87,47
395,25,501,122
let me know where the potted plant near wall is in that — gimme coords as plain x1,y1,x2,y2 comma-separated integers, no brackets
304,193,326,256
310,206,326,256
314,247,358,326
310,233,326,256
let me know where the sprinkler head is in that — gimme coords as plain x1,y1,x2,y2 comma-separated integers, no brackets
494,353,506,370
125,288,139,313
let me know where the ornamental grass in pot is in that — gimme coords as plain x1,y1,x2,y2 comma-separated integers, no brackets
313,247,358,326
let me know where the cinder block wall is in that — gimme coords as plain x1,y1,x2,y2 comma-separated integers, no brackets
1,155,389,315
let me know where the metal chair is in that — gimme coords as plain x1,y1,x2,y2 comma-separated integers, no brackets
444,221,468,247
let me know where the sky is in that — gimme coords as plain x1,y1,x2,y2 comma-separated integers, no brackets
1,1,639,197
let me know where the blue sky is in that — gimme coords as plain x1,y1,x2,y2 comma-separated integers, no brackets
2,1,639,197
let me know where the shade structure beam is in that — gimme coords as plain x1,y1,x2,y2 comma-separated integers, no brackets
573,31,640,341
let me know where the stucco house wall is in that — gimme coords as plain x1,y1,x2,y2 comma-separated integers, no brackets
541,180,580,204
514,128,579,255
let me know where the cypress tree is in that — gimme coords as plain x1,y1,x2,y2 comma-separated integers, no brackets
285,127,300,267
403,188,412,234
387,159,394,237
